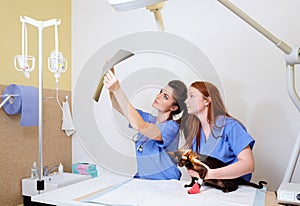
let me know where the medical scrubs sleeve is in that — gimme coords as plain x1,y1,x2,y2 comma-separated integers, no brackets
133,109,179,147
130,109,181,180
224,119,255,157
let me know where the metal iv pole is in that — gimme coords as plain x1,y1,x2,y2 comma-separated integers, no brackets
18,16,61,193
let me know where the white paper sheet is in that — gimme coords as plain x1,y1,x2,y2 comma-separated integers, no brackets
81,178,266,206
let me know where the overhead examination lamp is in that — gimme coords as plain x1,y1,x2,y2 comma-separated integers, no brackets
107,0,300,204
108,0,167,31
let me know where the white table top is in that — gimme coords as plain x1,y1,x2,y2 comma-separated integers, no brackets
32,174,266,206
32,173,130,206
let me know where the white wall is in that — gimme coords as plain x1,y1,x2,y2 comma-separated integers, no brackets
72,0,300,191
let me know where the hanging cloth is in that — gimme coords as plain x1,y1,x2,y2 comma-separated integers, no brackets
61,99,76,136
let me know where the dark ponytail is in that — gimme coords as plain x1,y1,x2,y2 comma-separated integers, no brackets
168,80,188,125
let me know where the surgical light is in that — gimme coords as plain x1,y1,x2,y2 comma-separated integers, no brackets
108,0,167,31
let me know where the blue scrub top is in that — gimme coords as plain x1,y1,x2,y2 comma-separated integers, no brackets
191,116,255,181
132,109,181,180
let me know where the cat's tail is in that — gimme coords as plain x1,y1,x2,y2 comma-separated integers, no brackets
244,180,267,189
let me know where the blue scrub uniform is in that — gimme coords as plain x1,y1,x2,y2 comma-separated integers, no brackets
191,116,255,181
132,109,181,180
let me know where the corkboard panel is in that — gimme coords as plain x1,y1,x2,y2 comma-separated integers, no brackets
0,84,72,206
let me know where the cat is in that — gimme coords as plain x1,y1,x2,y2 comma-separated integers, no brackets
168,149,267,193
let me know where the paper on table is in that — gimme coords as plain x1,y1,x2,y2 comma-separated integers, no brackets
81,178,265,206
93,49,135,102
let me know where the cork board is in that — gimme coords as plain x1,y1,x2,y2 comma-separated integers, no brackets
0,84,72,206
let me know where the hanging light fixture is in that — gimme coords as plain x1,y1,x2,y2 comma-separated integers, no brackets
108,0,167,31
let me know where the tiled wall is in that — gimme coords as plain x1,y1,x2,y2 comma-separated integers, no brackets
0,84,72,206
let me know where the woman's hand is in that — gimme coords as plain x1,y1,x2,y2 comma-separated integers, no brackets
104,69,120,92
188,160,211,179
187,169,200,178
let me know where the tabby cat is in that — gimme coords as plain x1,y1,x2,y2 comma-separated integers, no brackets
168,149,267,193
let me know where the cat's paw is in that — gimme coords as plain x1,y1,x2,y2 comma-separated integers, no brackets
184,183,193,188
188,183,201,194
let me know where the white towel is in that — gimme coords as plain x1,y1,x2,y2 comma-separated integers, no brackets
62,100,76,136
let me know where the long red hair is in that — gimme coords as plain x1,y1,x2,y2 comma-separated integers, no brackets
182,81,230,152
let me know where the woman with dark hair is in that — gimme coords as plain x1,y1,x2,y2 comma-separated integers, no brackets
183,81,255,182
103,69,188,180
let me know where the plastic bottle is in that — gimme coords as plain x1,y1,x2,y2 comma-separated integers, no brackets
31,161,38,178
58,162,64,173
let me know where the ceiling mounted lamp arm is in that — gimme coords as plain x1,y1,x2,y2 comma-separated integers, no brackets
108,0,167,31
217,0,300,112
146,1,166,31
217,0,292,55
217,0,300,111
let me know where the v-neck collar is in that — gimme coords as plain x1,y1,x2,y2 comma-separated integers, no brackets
198,116,227,153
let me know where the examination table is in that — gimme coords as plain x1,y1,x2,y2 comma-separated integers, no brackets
31,173,279,206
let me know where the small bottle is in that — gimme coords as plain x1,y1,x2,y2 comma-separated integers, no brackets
58,162,64,173
31,161,38,178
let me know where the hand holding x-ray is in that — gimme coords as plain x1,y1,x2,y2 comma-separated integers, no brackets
93,49,134,102
103,69,121,92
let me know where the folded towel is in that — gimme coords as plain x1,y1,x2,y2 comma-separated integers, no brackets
72,162,98,178
73,170,98,176
72,162,96,171
73,169,98,178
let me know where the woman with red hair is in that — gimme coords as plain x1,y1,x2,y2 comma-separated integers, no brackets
183,81,255,182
